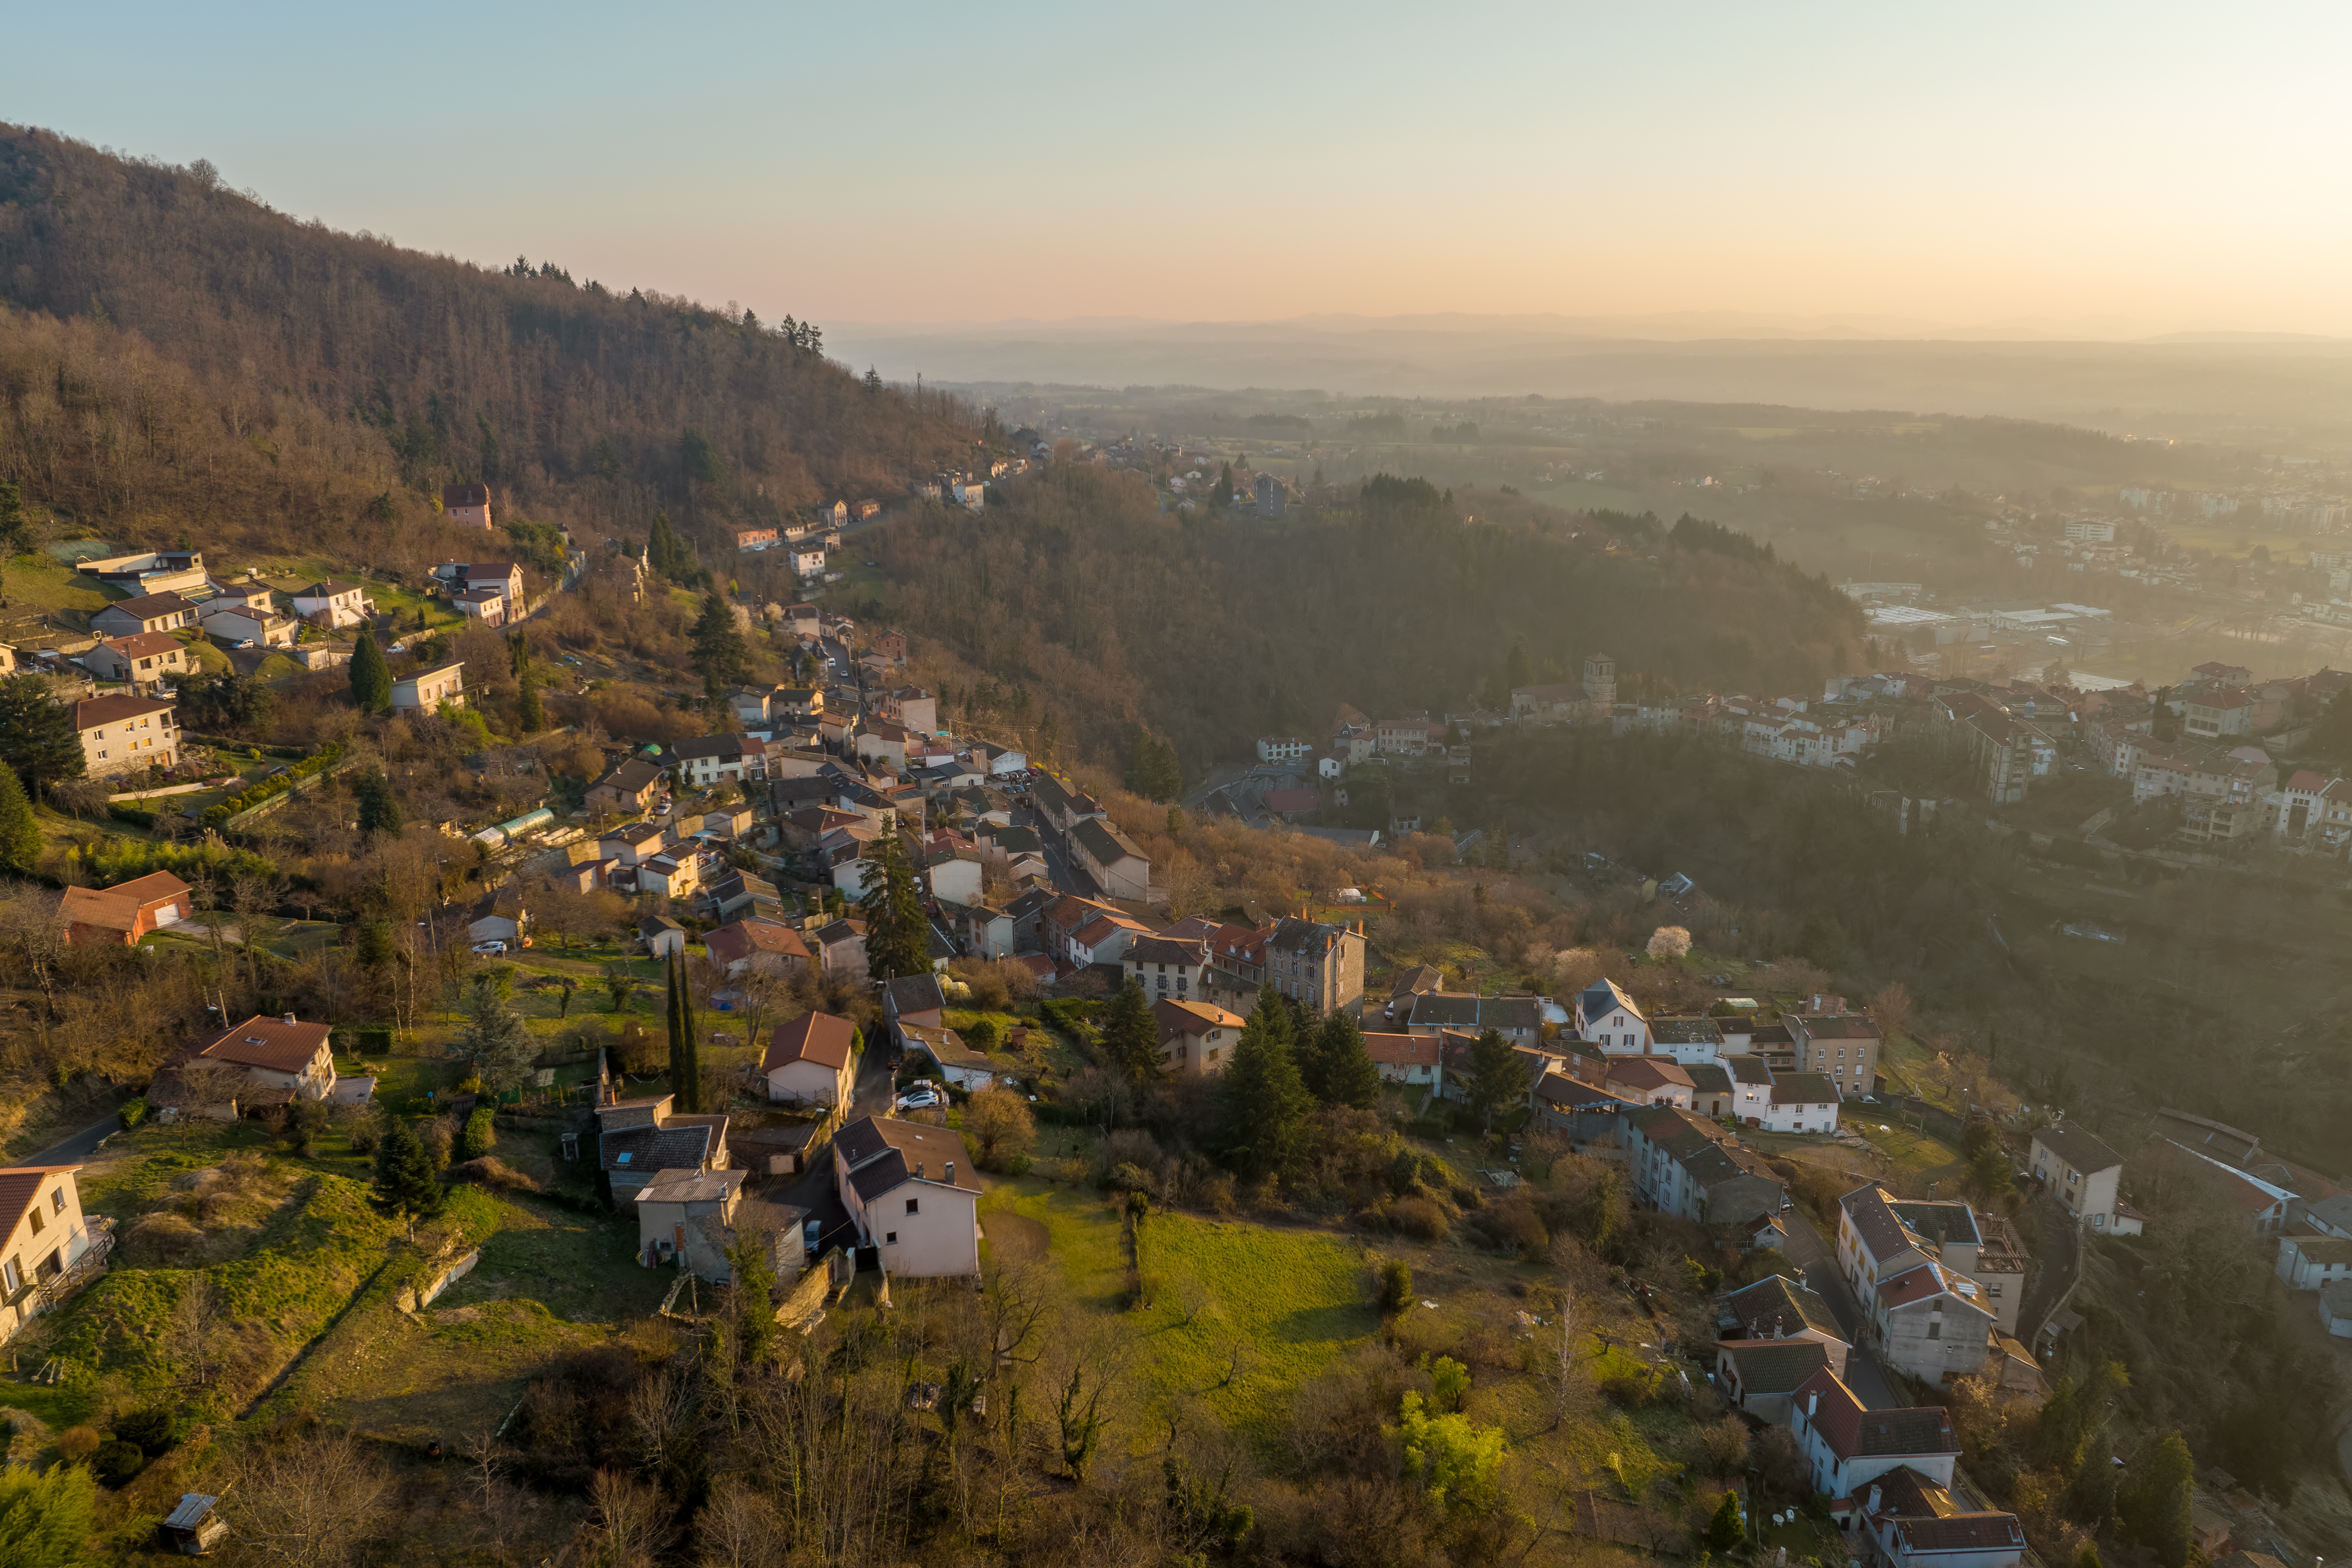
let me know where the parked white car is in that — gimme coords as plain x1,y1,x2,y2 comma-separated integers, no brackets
470,940,508,956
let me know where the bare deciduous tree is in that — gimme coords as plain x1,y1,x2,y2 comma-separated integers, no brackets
224,1429,393,1568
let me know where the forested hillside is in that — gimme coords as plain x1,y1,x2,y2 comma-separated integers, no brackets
874,467,1866,766
0,124,974,567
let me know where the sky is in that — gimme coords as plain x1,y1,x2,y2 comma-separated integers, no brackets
6,1,2351,338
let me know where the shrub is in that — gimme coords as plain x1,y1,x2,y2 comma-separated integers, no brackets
93,1440,145,1486
117,1098,148,1131
1597,1351,1663,1409
460,1106,497,1161
1378,1258,1414,1315
112,1405,177,1456
446,1156,540,1191
1470,1197,1547,1256
56,1425,102,1461
1389,1196,1449,1242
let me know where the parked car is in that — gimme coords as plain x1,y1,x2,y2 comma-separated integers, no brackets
894,1086,943,1112
470,940,508,955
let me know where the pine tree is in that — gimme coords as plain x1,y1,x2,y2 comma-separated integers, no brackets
1704,1490,1744,1551
0,674,86,792
349,630,392,713
0,1462,96,1566
372,1119,442,1218
1215,985,1314,1180
857,833,930,982
1464,1026,1531,1133
456,979,534,1089
355,769,403,838
516,668,545,733
1309,1010,1382,1109
690,591,751,695
1099,978,1161,1081
0,763,39,872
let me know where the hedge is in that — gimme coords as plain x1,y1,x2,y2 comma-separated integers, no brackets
185,734,307,759
106,803,159,830
202,740,346,826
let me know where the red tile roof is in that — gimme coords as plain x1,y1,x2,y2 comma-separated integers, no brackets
762,1011,858,1074
186,1015,330,1075
0,1166,80,1251
1794,1367,1957,1460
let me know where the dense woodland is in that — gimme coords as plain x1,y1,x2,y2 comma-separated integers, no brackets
0,124,975,568
876,467,1865,768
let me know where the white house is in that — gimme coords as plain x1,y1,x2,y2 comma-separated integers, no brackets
203,605,297,648
1649,1016,1725,1066
178,1014,338,1102
1255,735,1311,764
2277,1231,2352,1291
1716,1274,1852,1380
1363,1031,1443,1093
791,547,825,578
391,661,466,712
2027,1124,2136,1235
1789,1367,1960,1519
833,1116,981,1277
1576,979,1650,1054
1871,1259,2000,1382
0,1165,103,1344
759,1011,858,1110
1757,1073,1843,1135
291,580,372,628
1854,1467,2027,1568
898,1024,997,1090
632,1167,748,1282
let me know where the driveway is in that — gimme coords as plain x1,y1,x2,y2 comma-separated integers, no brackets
1779,1204,1906,1409
18,1113,122,1168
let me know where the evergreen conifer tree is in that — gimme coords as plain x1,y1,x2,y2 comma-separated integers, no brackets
1099,978,1161,1081
355,769,403,838
0,674,86,792
517,667,545,733
857,833,930,981
1309,1010,1382,1109
1464,1026,1531,1132
456,979,534,1089
665,949,701,1112
1215,985,1313,1180
349,631,392,712
372,1118,442,1219
690,591,751,695
2118,1431,2195,1568
0,762,39,872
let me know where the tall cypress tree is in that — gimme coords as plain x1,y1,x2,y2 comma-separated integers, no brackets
349,630,391,713
665,949,699,1112
1098,978,1161,1081
516,667,545,733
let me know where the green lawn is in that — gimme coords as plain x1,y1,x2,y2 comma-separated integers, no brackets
979,1179,1379,1440
1845,1119,1966,1189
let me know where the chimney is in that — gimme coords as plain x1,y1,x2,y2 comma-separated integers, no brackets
916,1162,925,1180
282,1012,296,1025
945,1161,955,1184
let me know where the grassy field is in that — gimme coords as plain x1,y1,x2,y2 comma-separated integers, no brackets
1527,478,1650,514
978,1178,1379,1441
286,1187,669,1444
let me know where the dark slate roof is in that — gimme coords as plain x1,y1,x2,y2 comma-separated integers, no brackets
883,973,946,1017
1653,1016,1725,1046
1840,1185,1921,1265
1889,1200,1981,1248
992,824,1043,853
1718,1339,1829,1393
1723,1054,1774,1085
1719,1274,1844,1341
1125,936,1206,967
601,1121,714,1174
1405,991,1482,1029
1770,1072,1841,1105
1685,1063,1733,1094
834,1115,980,1201
1073,816,1143,866
2032,1122,2125,1174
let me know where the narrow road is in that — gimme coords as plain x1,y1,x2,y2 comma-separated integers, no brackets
769,1047,898,1256
1778,1202,1906,1409
18,1114,122,1168
2017,1196,2079,1345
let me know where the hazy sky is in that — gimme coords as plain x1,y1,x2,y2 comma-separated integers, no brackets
7,1,2349,336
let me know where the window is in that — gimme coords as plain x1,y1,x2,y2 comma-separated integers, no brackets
905,1198,920,1215
1,1257,16,1293
26,1207,41,1236
49,1188,63,1215
884,1232,897,1244
1987,1283,2003,1297
1927,1319,1942,1340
